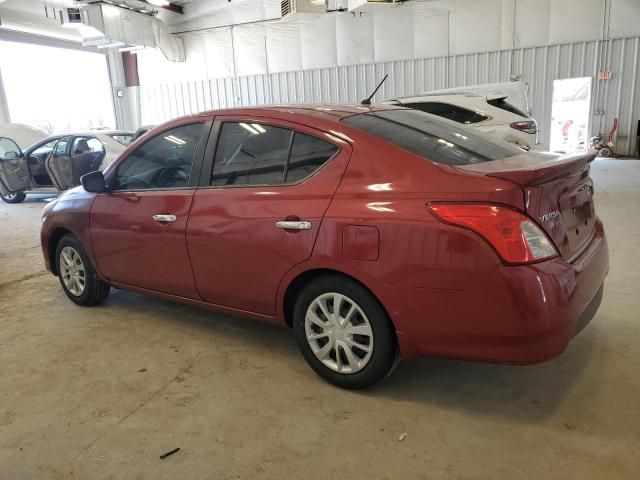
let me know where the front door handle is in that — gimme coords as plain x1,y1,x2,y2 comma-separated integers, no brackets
276,220,312,230
152,214,177,223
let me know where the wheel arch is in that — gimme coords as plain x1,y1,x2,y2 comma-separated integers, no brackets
48,227,73,275
282,267,394,332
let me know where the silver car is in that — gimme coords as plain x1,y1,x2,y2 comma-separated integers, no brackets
384,93,539,150
0,128,132,203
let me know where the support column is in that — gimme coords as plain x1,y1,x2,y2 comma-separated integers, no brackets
106,50,141,131
0,65,11,124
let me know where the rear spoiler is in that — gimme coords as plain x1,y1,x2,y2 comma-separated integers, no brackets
455,151,596,187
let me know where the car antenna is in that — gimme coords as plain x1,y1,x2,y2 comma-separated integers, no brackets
361,74,389,105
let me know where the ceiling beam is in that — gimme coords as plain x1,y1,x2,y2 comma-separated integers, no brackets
77,1,184,15
141,1,184,14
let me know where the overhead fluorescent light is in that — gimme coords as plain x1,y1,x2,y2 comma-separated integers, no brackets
252,124,266,133
147,0,170,6
164,135,186,145
239,123,259,135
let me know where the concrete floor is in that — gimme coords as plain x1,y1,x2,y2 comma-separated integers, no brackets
0,159,639,479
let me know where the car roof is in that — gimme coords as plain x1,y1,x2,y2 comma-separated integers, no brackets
168,104,404,126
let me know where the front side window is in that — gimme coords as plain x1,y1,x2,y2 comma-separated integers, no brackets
114,123,203,190
0,137,22,159
342,109,523,166
28,139,58,163
211,122,339,187
405,102,489,124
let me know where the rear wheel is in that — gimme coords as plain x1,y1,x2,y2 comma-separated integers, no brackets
293,275,397,389
55,234,110,306
1,191,26,203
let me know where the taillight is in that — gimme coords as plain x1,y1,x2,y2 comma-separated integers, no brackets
510,121,537,135
428,204,558,264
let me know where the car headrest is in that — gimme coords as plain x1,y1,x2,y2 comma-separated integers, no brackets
74,139,90,153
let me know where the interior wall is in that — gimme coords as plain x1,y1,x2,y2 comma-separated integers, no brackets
138,36,640,156
137,0,640,84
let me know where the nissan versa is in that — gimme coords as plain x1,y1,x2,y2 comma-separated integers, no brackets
39,105,609,389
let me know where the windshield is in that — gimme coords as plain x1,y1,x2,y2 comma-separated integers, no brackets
342,109,523,166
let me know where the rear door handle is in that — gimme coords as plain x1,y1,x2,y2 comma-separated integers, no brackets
276,220,312,230
152,214,177,223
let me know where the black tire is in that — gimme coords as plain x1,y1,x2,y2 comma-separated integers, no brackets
55,234,110,306
293,275,398,389
599,147,612,158
1,191,26,203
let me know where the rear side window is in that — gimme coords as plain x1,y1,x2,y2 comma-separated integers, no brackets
342,109,523,166
211,123,338,186
211,123,291,186
54,137,71,154
72,137,104,155
404,102,489,124
486,97,529,118
287,132,338,184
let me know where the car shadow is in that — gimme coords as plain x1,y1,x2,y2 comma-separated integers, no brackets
364,335,596,423
103,288,596,424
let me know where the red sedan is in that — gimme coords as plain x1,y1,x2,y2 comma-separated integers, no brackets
40,105,609,389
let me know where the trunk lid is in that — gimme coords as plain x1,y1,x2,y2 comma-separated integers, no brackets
456,151,597,261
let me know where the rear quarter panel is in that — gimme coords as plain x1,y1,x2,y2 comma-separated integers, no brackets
275,129,525,329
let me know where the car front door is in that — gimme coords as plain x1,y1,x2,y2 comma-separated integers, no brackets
0,137,29,195
90,120,211,299
187,117,352,316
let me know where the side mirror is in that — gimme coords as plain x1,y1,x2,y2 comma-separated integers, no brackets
80,170,106,193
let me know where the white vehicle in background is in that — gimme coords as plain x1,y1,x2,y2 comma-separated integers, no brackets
0,124,132,203
385,88,540,150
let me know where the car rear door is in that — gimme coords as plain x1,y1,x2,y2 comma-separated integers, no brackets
187,116,352,316
90,120,211,299
0,137,29,194
45,136,72,190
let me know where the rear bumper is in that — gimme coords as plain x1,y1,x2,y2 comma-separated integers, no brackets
388,219,609,363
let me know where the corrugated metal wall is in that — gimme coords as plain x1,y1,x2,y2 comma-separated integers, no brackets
139,36,640,156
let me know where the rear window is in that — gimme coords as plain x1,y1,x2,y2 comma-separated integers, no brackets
342,109,523,166
486,97,529,118
404,101,489,124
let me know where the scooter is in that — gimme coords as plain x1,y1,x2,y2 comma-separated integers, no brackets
589,118,618,158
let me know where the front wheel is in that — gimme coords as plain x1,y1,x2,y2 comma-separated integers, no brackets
55,234,110,306
1,191,26,203
293,275,398,389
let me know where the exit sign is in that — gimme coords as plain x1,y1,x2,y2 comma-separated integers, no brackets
598,70,612,80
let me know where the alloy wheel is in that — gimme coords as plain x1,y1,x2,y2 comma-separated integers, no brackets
304,292,374,374
59,246,86,296
2,193,17,201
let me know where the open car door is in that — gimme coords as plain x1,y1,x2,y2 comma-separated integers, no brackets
0,137,29,195
45,136,107,191
45,136,73,191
